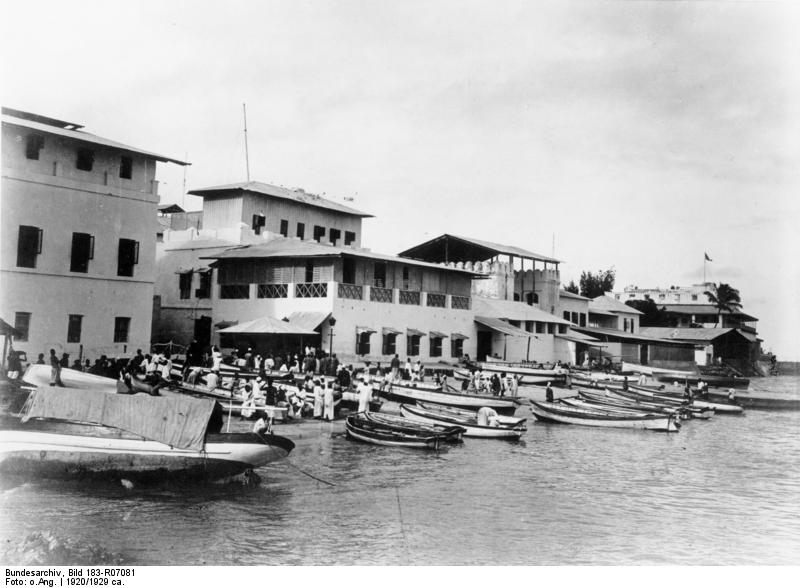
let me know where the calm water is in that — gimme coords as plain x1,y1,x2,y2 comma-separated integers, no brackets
1,376,799,565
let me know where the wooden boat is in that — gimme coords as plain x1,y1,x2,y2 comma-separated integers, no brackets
362,412,465,442
344,415,447,449
703,389,800,410
378,381,521,416
400,403,526,440
623,385,742,414
654,373,749,389
620,362,696,377
529,401,680,432
600,387,714,419
473,361,566,385
0,386,295,482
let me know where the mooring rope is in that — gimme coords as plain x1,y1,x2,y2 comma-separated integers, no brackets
286,461,336,487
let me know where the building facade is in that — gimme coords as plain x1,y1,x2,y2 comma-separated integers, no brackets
1,108,187,361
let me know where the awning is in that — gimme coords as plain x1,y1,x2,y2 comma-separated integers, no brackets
356,326,376,335
475,316,533,337
407,328,426,337
175,265,210,274
215,320,238,329
287,311,331,332
218,316,318,335
556,333,607,347
429,331,448,339
451,332,470,340
382,327,402,335
0,318,22,337
736,329,759,343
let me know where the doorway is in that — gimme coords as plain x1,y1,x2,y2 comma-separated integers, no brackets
477,331,493,361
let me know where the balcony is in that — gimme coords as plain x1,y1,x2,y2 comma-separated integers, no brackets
451,295,470,310
399,290,420,305
257,284,288,298
370,286,393,303
295,282,328,298
338,283,363,300
426,293,446,308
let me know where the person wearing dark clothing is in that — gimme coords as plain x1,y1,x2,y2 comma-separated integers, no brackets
622,376,629,392
60,353,70,368
49,349,63,386
35,353,45,365
71,359,83,371
545,382,554,403
338,367,351,389
266,381,277,406
491,374,501,396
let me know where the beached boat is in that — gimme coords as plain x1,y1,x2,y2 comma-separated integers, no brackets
654,373,749,389
703,389,800,410
473,361,566,385
529,401,680,432
399,403,526,439
362,412,465,442
344,414,448,449
378,381,521,416
0,386,295,481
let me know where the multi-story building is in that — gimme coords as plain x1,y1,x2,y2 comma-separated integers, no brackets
1,107,187,361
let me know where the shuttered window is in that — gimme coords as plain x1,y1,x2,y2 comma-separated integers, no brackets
70,232,94,273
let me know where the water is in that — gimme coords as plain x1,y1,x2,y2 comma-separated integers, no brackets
1,377,799,565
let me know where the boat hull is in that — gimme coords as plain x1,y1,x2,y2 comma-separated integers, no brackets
530,402,679,432
379,383,519,416
399,404,525,439
0,428,294,482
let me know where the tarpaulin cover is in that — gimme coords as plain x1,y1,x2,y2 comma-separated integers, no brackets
22,387,215,451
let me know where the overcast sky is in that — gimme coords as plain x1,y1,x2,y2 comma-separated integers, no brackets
3,0,799,359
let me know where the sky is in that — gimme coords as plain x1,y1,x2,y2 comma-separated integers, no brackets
2,0,799,359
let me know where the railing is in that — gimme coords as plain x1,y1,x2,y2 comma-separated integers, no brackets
338,283,363,300
295,282,328,298
426,293,446,308
370,286,393,303
398,290,420,305
257,284,288,298
451,295,470,310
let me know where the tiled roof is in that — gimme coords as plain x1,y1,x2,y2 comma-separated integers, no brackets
188,181,372,218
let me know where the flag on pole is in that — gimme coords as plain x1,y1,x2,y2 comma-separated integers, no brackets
704,253,712,262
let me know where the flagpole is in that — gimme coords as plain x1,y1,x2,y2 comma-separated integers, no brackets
703,254,706,284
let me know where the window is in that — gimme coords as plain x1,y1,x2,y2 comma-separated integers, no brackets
558,324,568,334
579,313,587,327
305,259,315,283
373,262,387,288
179,272,192,299
220,284,250,299
14,312,30,342
571,312,579,324
16,225,43,268
313,225,325,242
344,231,356,246
691,294,698,301
279,219,289,237
76,148,94,171
343,257,356,284
407,335,420,356
356,332,371,355
430,337,443,358
120,156,133,179
535,322,545,334
117,238,139,277
70,232,94,273
25,134,44,160
67,314,83,343
196,271,212,298
113,317,130,343
563,311,570,321
382,333,397,355
525,292,535,305
296,222,305,239
329,228,341,246
451,338,464,358
252,214,266,235
402,267,410,290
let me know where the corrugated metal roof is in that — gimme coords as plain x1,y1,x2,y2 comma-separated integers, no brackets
659,304,758,321
559,290,590,301
638,327,734,342
399,233,560,264
474,316,534,337
590,295,644,315
287,311,331,332
474,297,572,324
217,316,318,335
571,326,693,346
201,238,480,275
2,114,189,166
163,238,239,252
188,181,372,218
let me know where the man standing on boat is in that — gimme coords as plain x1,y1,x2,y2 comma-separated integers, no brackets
323,380,335,421
357,376,371,413
390,354,400,382
545,381,554,403
313,379,324,418
49,349,63,387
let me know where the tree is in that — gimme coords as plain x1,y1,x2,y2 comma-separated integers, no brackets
564,280,579,294
579,268,616,299
703,283,743,327
625,299,674,327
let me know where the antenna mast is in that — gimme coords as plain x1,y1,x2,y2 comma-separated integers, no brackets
242,103,250,182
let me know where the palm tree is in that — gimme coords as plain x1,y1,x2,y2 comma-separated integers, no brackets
703,283,743,327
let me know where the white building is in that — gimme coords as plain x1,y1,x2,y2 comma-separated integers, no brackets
1,107,187,362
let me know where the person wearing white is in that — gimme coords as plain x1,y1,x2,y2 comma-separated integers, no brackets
404,359,412,380
412,360,422,382
159,357,173,381
211,347,223,371
357,378,371,413
205,370,220,390
477,406,499,427
323,381,335,421
313,380,324,418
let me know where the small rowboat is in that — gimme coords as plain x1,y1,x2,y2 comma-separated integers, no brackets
362,412,465,442
379,382,520,416
344,415,449,450
400,403,526,440
530,401,680,432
